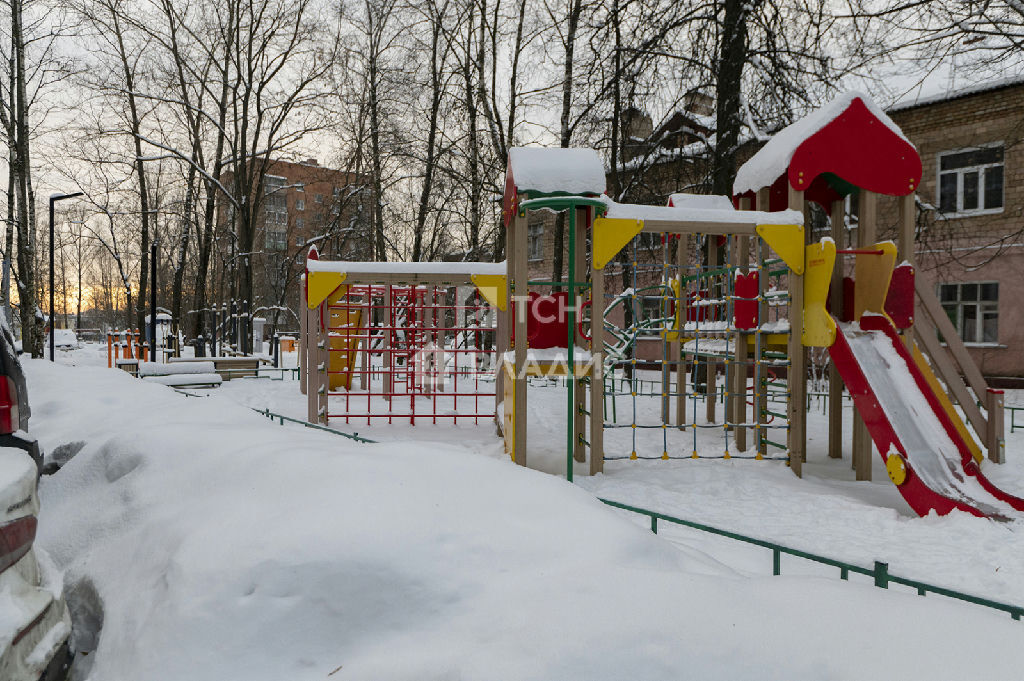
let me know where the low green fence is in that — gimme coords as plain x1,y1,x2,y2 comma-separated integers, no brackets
1009,405,1023,433
253,407,376,443
599,497,1024,621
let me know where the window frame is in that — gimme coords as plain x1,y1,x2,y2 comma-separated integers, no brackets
527,223,544,262
937,280,1000,346
935,143,1004,219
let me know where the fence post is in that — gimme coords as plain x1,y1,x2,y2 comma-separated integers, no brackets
874,561,889,589
773,548,781,576
650,515,658,534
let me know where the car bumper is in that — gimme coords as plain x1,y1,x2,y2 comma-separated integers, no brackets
0,553,72,681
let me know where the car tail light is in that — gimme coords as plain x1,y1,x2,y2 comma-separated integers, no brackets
0,515,37,575
0,375,19,434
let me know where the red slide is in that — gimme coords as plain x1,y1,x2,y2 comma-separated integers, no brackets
828,314,1024,520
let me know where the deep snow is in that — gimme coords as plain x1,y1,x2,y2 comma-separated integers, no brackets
27,345,1024,680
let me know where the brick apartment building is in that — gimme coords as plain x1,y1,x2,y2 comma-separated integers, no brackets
882,79,1024,378
217,158,370,330
524,80,1024,377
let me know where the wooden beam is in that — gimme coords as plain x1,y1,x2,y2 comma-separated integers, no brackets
675,235,687,429
913,323,988,438
513,204,529,467
915,279,989,399
852,190,876,480
574,207,587,464
787,186,805,477
828,198,845,459
590,238,605,475
640,220,760,236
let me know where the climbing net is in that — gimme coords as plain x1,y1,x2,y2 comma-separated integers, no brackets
323,284,498,425
600,231,793,461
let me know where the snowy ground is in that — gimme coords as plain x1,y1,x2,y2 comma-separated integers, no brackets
28,342,1024,679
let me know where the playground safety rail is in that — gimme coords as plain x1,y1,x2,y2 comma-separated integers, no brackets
254,407,376,443
598,497,1024,621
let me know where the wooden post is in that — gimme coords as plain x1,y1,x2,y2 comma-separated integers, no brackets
705,235,719,424
299,287,307,395
755,188,770,459
828,198,845,459
495,280,510,423
590,216,605,475
675,235,687,428
853,189,877,481
987,389,1005,464
787,185,805,477
574,207,587,464
307,305,318,423
513,203,529,467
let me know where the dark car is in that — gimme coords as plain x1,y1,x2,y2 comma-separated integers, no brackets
0,319,41,471
0,320,73,680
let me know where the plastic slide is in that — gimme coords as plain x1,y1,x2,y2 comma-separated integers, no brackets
828,313,1024,520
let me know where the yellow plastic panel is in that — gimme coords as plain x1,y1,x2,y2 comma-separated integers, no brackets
911,342,984,464
306,270,347,309
471,274,508,311
853,241,896,320
593,217,643,270
802,239,837,347
756,224,805,275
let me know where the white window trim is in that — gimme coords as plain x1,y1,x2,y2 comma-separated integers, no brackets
937,280,999,345
527,224,544,262
935,142,1004,220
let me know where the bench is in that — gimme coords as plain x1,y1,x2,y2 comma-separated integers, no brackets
138,361,223,388
168,356,264,380
115,358,139,377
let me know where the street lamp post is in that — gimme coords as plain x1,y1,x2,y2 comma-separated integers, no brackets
49,192,83,361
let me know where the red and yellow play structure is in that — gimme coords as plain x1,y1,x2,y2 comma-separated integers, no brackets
299,92,1012,518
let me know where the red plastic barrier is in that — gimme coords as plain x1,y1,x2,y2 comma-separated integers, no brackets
734,271,759,330
884,263,915,329
512,291,570,349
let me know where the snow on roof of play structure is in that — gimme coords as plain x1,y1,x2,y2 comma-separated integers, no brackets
667,193,735,211
508,147,606,195
601,196,803,226
733,91,910,195
306,259,506,276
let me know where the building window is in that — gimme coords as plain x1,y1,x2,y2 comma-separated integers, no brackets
296,198,305,211
939,282,998,344
265,229,287,251
937,145,1003,215
264,175,288,227
296,217,304,229
315,194,324,204
295,183,305,192
528,224,543,261
296,236,305,247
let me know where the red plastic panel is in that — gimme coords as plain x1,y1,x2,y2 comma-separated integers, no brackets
789,97,922,197
512,292,570,349
884,263,915,330
686,289,716,323
734,271,759,330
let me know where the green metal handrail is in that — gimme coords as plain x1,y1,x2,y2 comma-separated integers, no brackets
599,497,1024,621
253,407,376,443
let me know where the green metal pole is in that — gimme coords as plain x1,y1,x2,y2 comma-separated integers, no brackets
567,206,576,482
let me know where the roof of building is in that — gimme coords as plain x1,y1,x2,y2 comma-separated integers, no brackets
888,75,1024,113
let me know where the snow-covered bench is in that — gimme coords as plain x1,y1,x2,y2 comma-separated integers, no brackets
138,361,222,388
168,356,263,380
